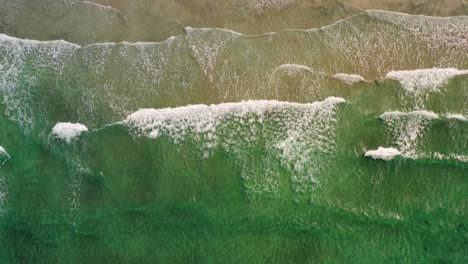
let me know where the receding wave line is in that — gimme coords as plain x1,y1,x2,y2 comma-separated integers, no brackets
2,9,467,47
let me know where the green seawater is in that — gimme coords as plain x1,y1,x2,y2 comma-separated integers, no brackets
0,4,467,264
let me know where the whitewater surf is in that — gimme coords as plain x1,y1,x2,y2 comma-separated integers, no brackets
0,1,466,263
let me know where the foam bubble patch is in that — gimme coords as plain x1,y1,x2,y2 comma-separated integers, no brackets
365,147,402,161
123,97,346,197
386,68,468,93
380,111,438,159
446,114,468,122
51,123,88,144
0,146,10,167
333,73,366,85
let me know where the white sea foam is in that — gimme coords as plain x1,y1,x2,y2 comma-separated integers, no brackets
385,68,468,93
0,32,180,134
365,147,402,161
368,10,468,66
251,0,296,14
124,97,346,196
274,64,313,75
267,64,328,99
0,33,80,47
124,97,345,140
51,123,88,143
380,111,438,159
333,73,366,85
380,111,439,120
185,27,241,82
0,33,80,133
0,147,8,156
433,152,468,163
446,114,468,121
0,146,10,167
379,111,467,162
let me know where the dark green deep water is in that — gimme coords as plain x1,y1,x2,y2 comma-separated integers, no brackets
0,3,467,264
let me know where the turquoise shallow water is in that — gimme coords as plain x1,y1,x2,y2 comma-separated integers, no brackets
0,4,467,264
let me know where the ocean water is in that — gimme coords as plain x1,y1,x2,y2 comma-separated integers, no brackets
0,1,467,263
